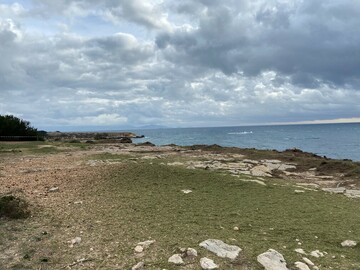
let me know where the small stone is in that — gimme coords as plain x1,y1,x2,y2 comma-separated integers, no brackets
69,237,81,247
200,257,218,269
295,262,310,270
294,248,306,255
302,257,314,266
181,189,192,194
233,226,239,231
137,240,156,248
134,245,144,253
131,261,144,270
341,240,357,247
168,254,184,265
48,187,59,192
295,190,305,194
257,249,288,270
186,248,198,257
310,250,324,258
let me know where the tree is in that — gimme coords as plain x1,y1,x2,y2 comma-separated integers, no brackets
0,115,41,138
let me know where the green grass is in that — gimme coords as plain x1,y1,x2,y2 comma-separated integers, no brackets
0,141,90,155
1,157,359,269
81,161,360,269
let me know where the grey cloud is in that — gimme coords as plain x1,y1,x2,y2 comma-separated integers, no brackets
161,0,360,88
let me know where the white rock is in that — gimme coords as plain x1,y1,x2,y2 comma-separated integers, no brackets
250,165,272,177
134,245,144,253
233,226,239,231
294,248,306,255
310,250,324,258
137,240,155,249
181,189,192,194
257,249,288,270
186,248,198,257
199,239,241,260
344,190,360,198
302,257,314,266
131,261,144,270
200,257,218,269
341,240,357,247
321,187,345,194
48,187,59,192
69,236,81,247
295,190,305,194
168,254,184,265
295,262,310,270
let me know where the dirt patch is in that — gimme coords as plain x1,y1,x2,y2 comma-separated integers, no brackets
0,195,30,219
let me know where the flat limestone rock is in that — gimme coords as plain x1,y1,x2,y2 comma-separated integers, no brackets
322,187,345,194
199,239,241,260
200,257,218,269
344,190,360,198
257,249,288,270
250,165,272,177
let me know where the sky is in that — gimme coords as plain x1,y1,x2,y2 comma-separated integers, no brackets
0,0,359,131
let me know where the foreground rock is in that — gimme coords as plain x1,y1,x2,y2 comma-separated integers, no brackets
199,239,241,260
200,257,218,269
257,249,288,270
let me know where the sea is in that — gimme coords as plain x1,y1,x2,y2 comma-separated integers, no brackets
130,123,360,161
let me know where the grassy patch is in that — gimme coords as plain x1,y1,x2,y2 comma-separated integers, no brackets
81,161,360,269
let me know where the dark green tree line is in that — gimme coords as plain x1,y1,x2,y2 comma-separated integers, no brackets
0,115,39,137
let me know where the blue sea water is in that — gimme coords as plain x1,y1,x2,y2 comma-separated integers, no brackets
131,123,360,161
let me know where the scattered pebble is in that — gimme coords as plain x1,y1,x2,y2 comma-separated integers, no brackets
181,189,192,194
134,245,144,253
295,190,305,194
302,257,314,266
294,248,306,255
233,226,239,231
69,237,81,247
131,261,144,270
310,250,324,258
48,187,59,192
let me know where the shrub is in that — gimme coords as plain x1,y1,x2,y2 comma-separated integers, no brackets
0,195,30,219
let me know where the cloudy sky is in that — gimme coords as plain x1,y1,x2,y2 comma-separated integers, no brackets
1,0,359,131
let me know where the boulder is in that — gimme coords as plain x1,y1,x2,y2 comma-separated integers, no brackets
199,239,241,260
200,257,218,269
257,249,288,270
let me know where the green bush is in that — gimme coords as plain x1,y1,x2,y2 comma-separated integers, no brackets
0,115,46,140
